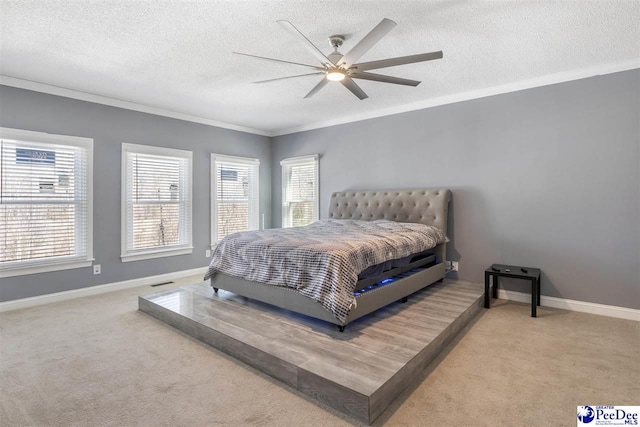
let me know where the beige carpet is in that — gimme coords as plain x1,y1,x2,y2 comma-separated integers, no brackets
1,276,638,427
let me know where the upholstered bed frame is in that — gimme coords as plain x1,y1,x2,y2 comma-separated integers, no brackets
209,189,452,331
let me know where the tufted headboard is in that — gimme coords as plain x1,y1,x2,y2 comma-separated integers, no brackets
328,189,452,233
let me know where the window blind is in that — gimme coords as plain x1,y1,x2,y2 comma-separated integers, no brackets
0,135,91,269
122,144,192,260
281,155,318,228
211,154,259,243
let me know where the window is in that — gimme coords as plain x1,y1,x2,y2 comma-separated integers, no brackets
281,155,318,228
211,154,259,244
0,127,93,277
121,143,192,262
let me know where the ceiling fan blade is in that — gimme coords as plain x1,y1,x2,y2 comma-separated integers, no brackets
304,78,329,98
254,72,325,84
351,51,443,72
350,71,420,87
338,18,397,69
233,52,324,70
340,77,369,100
277,20,333,66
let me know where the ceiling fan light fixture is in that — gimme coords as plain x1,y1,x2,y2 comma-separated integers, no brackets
326,69,346,81
237,19,442,99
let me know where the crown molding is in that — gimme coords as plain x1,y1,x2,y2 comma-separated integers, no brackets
2,58,638,139
0,75,272,137
272,58,640,136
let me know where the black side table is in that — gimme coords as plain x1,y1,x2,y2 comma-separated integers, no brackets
484,264,541,317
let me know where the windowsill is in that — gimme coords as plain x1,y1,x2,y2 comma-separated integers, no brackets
0,259,94,278
121,247,193,263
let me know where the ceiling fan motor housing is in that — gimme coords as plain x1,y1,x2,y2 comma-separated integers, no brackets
235,19,442,100
327,52,344,66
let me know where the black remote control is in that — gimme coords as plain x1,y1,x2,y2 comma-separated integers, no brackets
521,268,528,273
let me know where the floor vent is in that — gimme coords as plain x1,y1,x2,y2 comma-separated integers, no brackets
150,281,174,287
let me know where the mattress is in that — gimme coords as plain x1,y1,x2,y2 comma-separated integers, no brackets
205,219,448,323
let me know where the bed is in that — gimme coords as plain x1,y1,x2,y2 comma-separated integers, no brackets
206,189,452,331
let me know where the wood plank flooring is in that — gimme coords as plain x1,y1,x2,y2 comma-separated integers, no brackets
139,279,484,424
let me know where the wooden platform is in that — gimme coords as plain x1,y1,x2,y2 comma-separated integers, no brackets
139,279,484,424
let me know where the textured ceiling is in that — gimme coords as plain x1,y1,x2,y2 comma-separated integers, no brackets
1,1,638,135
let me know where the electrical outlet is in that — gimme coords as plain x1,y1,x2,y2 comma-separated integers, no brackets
205,249,211,258
451,261,459,272
93,264,101,275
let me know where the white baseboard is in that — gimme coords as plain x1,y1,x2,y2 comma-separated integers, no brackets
496,289,640,322
3,270,637,322
0,267,208,313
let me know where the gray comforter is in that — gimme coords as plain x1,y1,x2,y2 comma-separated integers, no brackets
204,219,448,323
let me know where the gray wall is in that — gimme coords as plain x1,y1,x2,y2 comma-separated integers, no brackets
3,70,638,309
272,70,640,310
0,85,271,302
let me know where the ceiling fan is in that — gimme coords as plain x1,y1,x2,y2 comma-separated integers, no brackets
234,18,443,100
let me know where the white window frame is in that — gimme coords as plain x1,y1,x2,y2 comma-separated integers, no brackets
210,153,260,247
0,127,94,278
121,143,193,262
281,154,319,228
